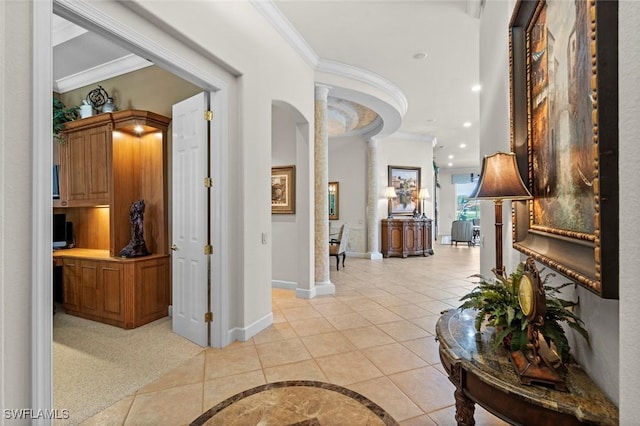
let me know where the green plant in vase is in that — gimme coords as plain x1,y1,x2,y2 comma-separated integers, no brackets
458,262,589,364
53,97,79,143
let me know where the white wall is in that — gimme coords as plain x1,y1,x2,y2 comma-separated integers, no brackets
326,134,434,256
378,136,434,217
106,0,317,331
0,0,33,414
618,1,640,421
271,103,311,289
328,136,368,254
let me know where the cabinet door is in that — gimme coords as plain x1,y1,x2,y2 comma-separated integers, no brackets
389,226,404,251
79,260,101,315
60,124,111,206
404,223,417,252
415,222,424,252
62,259,80,311
101,262,124,321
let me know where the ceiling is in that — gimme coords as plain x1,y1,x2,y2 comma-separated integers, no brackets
53,1,483,169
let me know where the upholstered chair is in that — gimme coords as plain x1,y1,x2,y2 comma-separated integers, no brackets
329,224,350,270
451,220,474,247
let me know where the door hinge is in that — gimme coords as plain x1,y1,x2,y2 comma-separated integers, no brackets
204,312,213,323
204,177,213,188
204,244,213,255
205,110,214,121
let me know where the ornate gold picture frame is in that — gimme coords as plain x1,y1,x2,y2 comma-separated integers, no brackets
509,0,618,298
271,166,296,214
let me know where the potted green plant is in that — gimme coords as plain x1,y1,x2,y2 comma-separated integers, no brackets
458,262,589,364
53,97,79,143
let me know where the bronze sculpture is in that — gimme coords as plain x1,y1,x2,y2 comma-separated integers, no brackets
119,199,150,258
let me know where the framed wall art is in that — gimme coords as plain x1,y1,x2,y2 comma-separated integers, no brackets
388,166,421,216
271,166,296,214
509,0,618,298
328,182,339,220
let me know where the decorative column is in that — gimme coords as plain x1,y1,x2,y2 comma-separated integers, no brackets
314,84,333,289
366,138,383,259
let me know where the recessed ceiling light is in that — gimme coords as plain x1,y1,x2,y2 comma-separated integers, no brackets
471,84,482,92
448,162,453,167
448,155,454,159
460,143,467,148
413,52,428,60
463,122,472,128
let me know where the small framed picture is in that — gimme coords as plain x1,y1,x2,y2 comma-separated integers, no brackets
271,166,296,214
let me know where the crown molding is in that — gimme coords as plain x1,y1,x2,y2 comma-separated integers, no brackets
250,0,319,67
251,0,408,118
54,54,152,93
52,14,87,46
465,0,485,19
53,0,228,92
316,59,408,116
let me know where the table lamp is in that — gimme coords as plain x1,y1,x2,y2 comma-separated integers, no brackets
469,152,532,277
384,186,397,218
418,188,430,218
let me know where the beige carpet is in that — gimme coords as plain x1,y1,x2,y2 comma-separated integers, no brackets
53,308,204,425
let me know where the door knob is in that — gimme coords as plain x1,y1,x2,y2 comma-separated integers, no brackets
170,244,179,251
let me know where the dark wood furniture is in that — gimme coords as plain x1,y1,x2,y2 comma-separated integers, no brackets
53,110,171,329
381,218,433,258
436,309,619,426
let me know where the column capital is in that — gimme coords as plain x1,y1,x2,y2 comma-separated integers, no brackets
314,83,332,99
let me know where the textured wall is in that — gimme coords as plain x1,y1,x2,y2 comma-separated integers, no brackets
619,1,640,422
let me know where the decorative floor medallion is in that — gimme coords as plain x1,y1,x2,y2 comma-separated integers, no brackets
190,381,399,426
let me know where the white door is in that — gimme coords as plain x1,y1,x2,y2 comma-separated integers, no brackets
172,92,210,346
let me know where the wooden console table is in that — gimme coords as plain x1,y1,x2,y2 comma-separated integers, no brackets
436,309,618,425
381,218,433,258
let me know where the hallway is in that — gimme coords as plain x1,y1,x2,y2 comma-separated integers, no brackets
80,243,507,425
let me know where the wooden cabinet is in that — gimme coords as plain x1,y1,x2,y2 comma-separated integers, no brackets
55,110,170,256
54,110,171,329
59,123,112,206
60,249,169,329
381,218,434,258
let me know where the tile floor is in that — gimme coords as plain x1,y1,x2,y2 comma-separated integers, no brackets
82,243,509,425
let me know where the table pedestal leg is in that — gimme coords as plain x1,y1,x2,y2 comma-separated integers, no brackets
454,388,475,426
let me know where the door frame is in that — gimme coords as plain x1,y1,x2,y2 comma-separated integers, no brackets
33,0,230,415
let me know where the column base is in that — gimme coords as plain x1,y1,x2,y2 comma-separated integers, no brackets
297,281,336,298
367,251,383,260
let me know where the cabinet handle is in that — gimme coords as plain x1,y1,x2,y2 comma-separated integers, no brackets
170,244,179,251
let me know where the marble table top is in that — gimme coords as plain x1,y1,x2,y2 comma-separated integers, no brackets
437,309,619,425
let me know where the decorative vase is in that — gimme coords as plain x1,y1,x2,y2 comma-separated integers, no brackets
102,97,116,113
80,101,93,118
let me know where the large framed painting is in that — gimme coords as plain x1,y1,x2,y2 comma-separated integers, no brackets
509,0,618,298
271,166,296,214
388,166,420,216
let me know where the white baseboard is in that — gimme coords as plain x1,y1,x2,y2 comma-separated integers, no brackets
271,280,297,290
346,251,369,258
227,311,273,342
